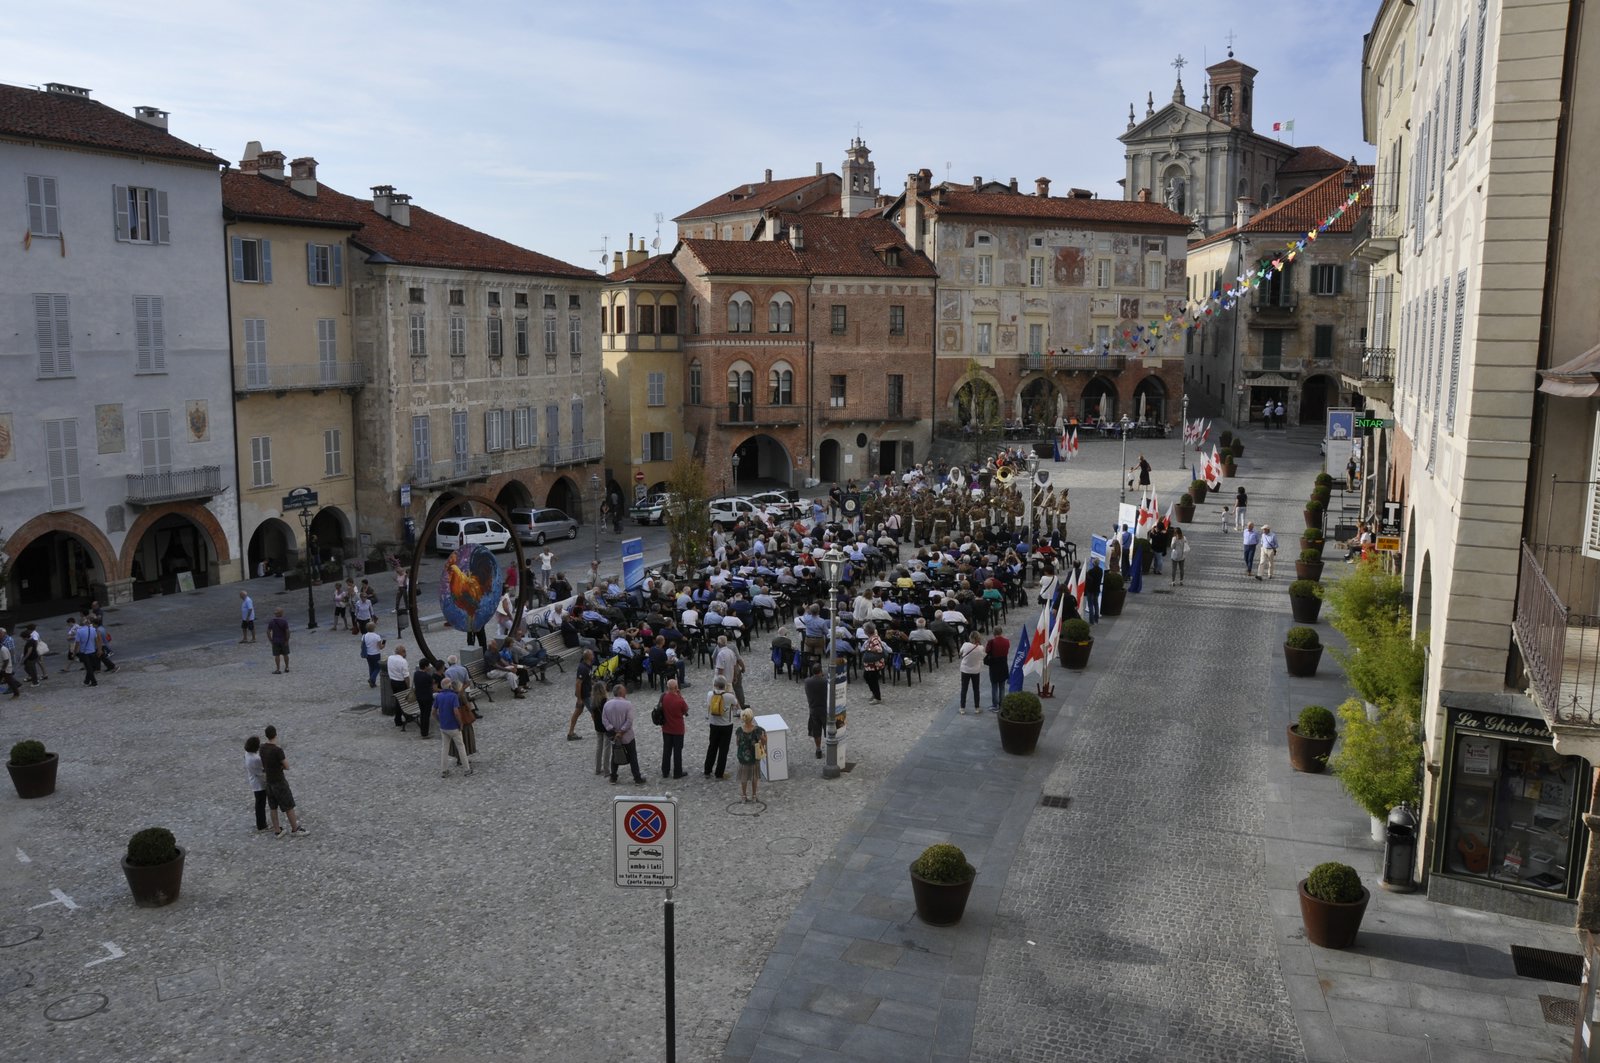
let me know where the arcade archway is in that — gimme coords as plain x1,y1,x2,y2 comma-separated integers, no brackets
1132,377,1167,423
734,434,794,489
1080,378,1118,421
496,480,533,514
547,476,583,521
1301,374,1338,425
124,511,222,598
6,530,108,616
247,518,297,578
1018,377,1060,428
954,378,1000,427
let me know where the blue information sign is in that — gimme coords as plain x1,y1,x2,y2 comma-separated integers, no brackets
622,537,645,590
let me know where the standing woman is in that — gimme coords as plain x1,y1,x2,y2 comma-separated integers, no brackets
1235,485,1248,528
1169,527,1189,586
332,581,349,631
22,625,47,685
393,564,411,638
958,629,984,714
735,709,767,803
983,625,1011,712
860,623,887,704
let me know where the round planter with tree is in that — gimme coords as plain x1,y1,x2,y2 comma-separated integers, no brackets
1230,439,1245,459
1100,571,1127,616
1288,704,1338,773
998,690,1044,754
122,827,185,908
1189,480,1210,505
1303,499,1325,531
1288,580,1323,623
910,843,977,926
1284,626,1324,677
1300,531,1326,555
7,741,58,799
1221,458,1237,478
1058,618,1094,671
1314,472,1334,491
1298,861,1370,949
1295,549,1326,582
1175,495,1195,523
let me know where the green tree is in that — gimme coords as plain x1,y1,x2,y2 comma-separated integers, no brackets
1332,696,1423,819
955,363,1003,468
666,459,713,573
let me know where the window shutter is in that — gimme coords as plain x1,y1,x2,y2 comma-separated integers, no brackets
1471,0,1487,128
155,190,170,244
641,432,650,463
261,239,273,283
231,236,245,281
664,432,673,461
47,419,81,507
35,294,57,376
307,243,317,285
26,175,45,235
113,185,130,241
149,297,165,371
1447,269,1466,432
331,244,343,287
1335,265,1345,295
135,296,153,371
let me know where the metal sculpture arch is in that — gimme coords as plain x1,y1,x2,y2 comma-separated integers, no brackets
407,493,528,668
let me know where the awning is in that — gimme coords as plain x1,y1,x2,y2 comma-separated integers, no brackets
1539,340,1600,397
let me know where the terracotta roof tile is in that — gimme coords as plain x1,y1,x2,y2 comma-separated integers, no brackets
222,171,362,229
1278,145,1348,175
680,239,807,276
0,83,223,166
1192,165,1374,248
926,189,1191,229
777,214,939,278
675,173,836,222
606,254,685,284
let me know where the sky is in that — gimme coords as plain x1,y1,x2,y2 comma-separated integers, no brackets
16,0,1377,273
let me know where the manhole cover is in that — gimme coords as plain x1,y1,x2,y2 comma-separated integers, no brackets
1512,945,1584,985
1541,994,1579,1026
1039,794,1071,809
44,992,108,1022
0,968,34,994
0,925,42,948
726,800,767,817
768,836,811,856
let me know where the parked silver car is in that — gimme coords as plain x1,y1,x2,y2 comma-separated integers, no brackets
509,507,579,545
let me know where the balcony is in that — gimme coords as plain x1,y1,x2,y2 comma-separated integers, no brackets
1252,291,1299,316
1049,353,1126,372
821,403,924,425
1352,204,1404,264
1344,347,1396,403
716,403,804,428
544,440,603,467
235,361,366,394
1514,543,1600,759
126,465,222,505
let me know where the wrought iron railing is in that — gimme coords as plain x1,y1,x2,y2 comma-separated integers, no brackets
717,404,804,427
235,360,365,392
1515,542,1600,726
544,440,603,466
1252,291,1299,313
126,465,222,505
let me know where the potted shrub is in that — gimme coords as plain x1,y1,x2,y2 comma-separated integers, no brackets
1100,571,1127,616
1288,579,1323,623
1298,861,1369,949
7,740,58,799
1284,626,1324,677
1296,548,1325,582
997,690,1044,754
1288,704,1338,773
1221,454,1237,477
122,827,185,908
1300,529,1326,554
1310,483,1332,504
1219,429,1234,449
1230,438,1245,459
1314,472,1334,489
1332,696,1423,843
909,842,977,926
1175,494,1195,523
1058,618,1094,671
1189,480,1210,505
1303,498,1324,530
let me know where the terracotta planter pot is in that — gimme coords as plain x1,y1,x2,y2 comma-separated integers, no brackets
1222,463,1237,478
1284,644,1324,678
1289,594,1323,624
1299,537,1325,554
1287,724,1336,773
1189,490,1207,506
1298,880,1369,949
1295,560,1325,582
997,714,1043,754
1231,443,1245,458
7,754,59,799
1059,638,1093,671
910,867,976,926
122,847,186,908
1100,587,1126,617
1304,508,1324,530
1175,504,1195,523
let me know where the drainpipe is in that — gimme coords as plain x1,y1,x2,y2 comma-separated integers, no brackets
223,215,245,582
804,276,813,489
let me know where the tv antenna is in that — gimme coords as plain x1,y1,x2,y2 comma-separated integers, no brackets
591,234,609,268
652,212,663,251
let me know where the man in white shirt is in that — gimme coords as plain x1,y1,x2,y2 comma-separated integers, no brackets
386,645,412,727
681,606,700,630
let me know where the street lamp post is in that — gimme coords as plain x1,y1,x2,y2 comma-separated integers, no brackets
1022,453,1040,541
296,507,319,630
731,451,741,494
818,548,844,780
1177,392,1189,469
1118,416,1132,506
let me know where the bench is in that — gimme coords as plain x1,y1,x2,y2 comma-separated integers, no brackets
464,658,508,703
393,685,421,729
538,630,581,673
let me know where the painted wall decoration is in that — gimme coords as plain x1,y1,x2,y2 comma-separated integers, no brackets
186,400,209,442
95,404,125,454
0,413,11,461
439,542,503,634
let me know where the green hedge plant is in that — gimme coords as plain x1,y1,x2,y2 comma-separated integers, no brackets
1332,696,1422,819
1299,548,1324,563
1102,571,1125,592
1061,618,1092,643
9,740,49,766
1288,579,1321,599
1305,861,1364,903
1297,705,1337,740
1285,626,1321,650
1000,691,1043,723
911,843,976,884
126,828,180,867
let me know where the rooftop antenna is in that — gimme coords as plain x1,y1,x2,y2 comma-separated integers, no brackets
652,212,663,251
592,234,609,268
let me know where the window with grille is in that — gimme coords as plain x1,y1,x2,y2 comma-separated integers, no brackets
887,375,904,417
409,288,425,303
449,289,464,306
44,419,81,508
889,305,905,336
134,295,165,373
831,305,847,334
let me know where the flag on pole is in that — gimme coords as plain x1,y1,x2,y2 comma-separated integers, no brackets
1070,429,1080,456
1273,119,1295,132
1044,595,1064,659
1057,425,1070,461
1022,599,1052,678
1199,420,1211,446
1007,622,1033,693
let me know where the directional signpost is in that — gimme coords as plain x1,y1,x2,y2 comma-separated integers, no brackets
614,795,679,1061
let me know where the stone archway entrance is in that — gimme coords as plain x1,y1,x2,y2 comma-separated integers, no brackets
734,434,794,489
547,476,583,522
954,378,1001,427
6,531,108,618
1080,378,1118,421
125,512,222,598
1132,377,1167,424
1018,377,1060,428
247,518,297,578
496,480,533,514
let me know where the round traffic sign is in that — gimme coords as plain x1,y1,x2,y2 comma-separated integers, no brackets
634,470,646,482
623,803,666,844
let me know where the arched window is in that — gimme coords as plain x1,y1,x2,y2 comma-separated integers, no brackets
727,362,754,420
1217,86,1234,122
768,361,795,405
768,292,793,333
692,299,701,335
614,304,626,334
727,292,753,333
688,360,703,404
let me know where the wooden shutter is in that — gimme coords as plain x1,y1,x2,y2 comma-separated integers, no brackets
231,236,245,281
306,243,318,284
113,185,130,241
570,401,584,445
140,409,171,473
641,432,650,463
664,432,673,461
155,190,170,244
260,238,272,283
1471,0,1487,128
46,419,81,507
331,244,343,286
1447,270,1466,433
34,293,71,376
134,296,165,372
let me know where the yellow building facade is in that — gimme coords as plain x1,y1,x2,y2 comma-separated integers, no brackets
602,241,685,502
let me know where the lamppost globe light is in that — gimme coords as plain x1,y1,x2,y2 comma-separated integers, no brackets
819,547,844,780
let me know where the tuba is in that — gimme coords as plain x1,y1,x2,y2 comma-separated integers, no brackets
995,465,1015,486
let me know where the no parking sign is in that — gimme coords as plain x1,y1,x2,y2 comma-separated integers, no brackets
613,796,678,888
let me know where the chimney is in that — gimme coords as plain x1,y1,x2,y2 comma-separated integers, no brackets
624,233,647,268
239,140,264,173
1035,177,1051,198
1344,157,1360,185
1235,196,1256,228
916,168,932,193
972,176,982,191
289,157,318,197
788,224,804,252
133,106,169,130
764,168,773,183
611,251,623,273
388,192,411,227
1136,188,1151,203
815,162,823,176
904,173,924,253
44,83,91,98
1068,188,1094,199
1008,177,1018,193
256,150,285,180
370,185,394,218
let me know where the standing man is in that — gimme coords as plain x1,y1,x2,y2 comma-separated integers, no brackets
266,607,291,674
1242,522,1260,578
1259,525,1280,581
0,630,20,699
411,657,438,738
713,635,746,711
74,616,101,687
258,725,308,836
387,644,411,727
659,678,689,779
434,678,472,777
703,676,737,779
1083,561,1103,625
567,649,594,743
239,590,256,643
602,683,647,784
803,664,829,760
361,623,386,688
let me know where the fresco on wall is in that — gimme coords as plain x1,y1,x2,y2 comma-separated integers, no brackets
96,404,124,454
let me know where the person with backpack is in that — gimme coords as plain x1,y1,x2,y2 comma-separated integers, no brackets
703,675,737,779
